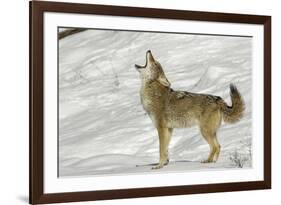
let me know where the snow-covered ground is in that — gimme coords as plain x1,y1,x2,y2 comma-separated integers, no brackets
58,28,252,177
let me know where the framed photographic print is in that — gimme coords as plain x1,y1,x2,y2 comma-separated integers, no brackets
29,0,271,204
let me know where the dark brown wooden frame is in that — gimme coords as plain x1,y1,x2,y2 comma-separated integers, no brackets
30,0,271,204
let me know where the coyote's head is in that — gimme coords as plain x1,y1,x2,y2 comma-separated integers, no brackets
135,50,170,87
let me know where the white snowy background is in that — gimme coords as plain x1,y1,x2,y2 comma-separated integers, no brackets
58,28,252,177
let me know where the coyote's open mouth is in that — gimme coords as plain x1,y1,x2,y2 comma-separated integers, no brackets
135,50,153,70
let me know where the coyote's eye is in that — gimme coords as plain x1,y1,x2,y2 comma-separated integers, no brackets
152,62,157,67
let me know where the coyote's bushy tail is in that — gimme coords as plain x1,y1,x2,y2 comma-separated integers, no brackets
217,84,245,123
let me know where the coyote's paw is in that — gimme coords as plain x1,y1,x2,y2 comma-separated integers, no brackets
164,158,169,166
152,164,164,169
201,159,215,163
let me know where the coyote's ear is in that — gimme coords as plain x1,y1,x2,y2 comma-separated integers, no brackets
157,73,170,87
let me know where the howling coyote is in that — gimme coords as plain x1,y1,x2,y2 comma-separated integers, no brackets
135,50,245,169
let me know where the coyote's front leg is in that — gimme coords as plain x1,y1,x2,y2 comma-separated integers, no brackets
152,127,172,169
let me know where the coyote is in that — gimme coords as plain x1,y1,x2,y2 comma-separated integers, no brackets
135,50,245,169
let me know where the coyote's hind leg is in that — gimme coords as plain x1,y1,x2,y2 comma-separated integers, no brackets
200,111,222,163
